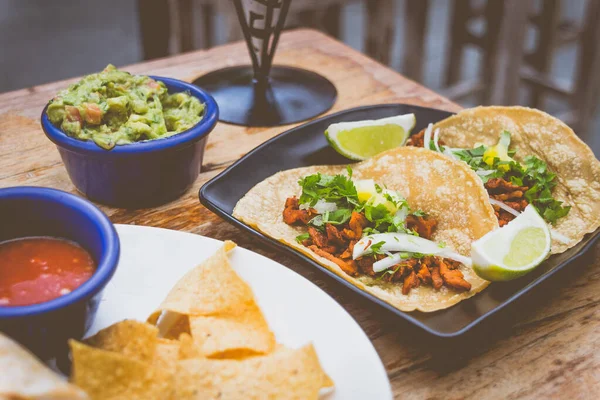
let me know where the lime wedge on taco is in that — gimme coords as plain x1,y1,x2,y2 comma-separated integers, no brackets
325,113,416,160
472,205,551,281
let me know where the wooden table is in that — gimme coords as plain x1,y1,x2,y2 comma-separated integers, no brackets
1,29,598,399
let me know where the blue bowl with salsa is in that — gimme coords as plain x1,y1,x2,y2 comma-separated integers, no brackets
0,187,120,362
40,75,219,208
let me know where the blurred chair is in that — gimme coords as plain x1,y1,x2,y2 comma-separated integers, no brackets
287,0,347,39
516,0,600,134
441,0,505,103
376,0,506,104
365,0,395,66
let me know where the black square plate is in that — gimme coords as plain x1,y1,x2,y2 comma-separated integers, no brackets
199,103,600,337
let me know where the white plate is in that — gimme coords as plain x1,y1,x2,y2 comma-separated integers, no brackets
89,224,392,400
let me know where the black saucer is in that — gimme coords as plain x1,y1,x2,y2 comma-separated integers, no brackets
192,65,337,127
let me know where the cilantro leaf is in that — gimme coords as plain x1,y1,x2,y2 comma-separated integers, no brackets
295,233,310,243
450,131,571,224
375,265,400,281
321,208,352,225
369,241,386,254
298,171,359,208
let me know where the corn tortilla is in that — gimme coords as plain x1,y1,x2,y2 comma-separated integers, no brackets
233,147,498,312
431,106,600,253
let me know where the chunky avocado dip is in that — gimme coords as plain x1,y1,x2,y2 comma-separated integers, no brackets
46,65,205,149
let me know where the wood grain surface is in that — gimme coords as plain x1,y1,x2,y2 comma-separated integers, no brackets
1,29,598,399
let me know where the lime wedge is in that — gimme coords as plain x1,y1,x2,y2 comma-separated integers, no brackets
472,205,551,281
325,114,416,160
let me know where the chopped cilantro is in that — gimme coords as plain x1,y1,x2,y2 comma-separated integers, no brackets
298,170,359,208
295,233,310,243
362,202,412,234
411,209,426,217
362,227,380,236
308,214,323,227
321,208,352,225
375,265,400,281
440,131,570,224
297,167,424,233
369,241,386,254
438,241,446,248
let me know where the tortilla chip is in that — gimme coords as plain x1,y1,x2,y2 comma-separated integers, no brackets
152,338,180,376
174,344,328,400
177,333,203,360
84,320,158,363
70,340,172,400
148,241,275,355
233,147,498,312
0,333,87,399
156,312,191,340
189,302,275,358
321,371,335,388
147,241,247,322
431,106,600,253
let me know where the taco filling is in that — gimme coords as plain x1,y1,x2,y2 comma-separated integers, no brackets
282,168,472,295
407,127,570,227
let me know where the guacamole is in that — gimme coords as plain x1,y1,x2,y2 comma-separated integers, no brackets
46,65,205,150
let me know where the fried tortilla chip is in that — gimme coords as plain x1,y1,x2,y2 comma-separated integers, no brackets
157,313,191,340
84,320,158,363
152,338,180,376
233,147,498,312
177,333,203,360
174,344,328,400
189,302,275,358
69,340,172,400
147,241,244,320
431,106,600,253
148,241,275,356
0,333,87,399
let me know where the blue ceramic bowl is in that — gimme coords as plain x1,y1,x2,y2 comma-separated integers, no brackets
0,187,120,362
41,76,219,208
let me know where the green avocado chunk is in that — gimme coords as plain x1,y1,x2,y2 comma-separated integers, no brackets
46,64,205,150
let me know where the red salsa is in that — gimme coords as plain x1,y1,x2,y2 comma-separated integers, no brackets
0,237,95,307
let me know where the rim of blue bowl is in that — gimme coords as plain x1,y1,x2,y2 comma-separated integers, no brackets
40,75,219,154
0,187,120,318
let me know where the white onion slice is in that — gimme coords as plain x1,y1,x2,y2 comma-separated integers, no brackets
353,232,472,272
433,128,442,153
312,199,338,213
550,229,571,244
423,123,433,150
489,198,521,217
443,148,458,160
476,169,496,176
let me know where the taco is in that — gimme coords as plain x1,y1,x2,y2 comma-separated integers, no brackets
233,147,498,312
406,106,600,254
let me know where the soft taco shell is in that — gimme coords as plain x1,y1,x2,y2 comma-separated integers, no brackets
233,147,498,312
431,106,600,253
